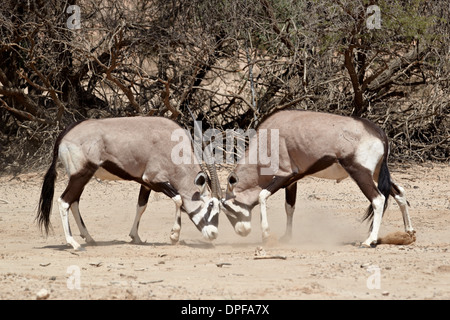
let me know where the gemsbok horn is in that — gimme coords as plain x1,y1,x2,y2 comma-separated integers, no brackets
221,110,415,247
36,116,221,250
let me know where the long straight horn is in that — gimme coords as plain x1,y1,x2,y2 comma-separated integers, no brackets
186,106,222,199
204,143,222,199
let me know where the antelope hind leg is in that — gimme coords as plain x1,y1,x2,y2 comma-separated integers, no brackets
391,181,415,235
58,198,83,251
129,185,151,244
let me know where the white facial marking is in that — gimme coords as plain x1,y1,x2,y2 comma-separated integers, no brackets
202,225,218,240
192,197,220,225
208,198,220,222
191,210,203,225
207,210,217,223
234,221,251,236
223,199,250,217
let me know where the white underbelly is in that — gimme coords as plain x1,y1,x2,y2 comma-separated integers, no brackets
310,163,349,182
94,167,123,181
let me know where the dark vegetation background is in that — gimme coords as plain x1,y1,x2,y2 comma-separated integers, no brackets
0,0,448,174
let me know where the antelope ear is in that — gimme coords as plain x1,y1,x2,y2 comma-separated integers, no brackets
194,172,208,196
226,172,239,197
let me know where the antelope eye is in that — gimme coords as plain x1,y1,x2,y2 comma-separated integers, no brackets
208,202,214,208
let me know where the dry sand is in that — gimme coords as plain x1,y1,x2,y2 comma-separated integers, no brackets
0,163,449,300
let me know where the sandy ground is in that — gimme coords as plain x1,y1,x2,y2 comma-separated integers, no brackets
0,163,449,300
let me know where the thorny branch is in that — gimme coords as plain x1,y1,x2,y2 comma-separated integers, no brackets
0,0,449,174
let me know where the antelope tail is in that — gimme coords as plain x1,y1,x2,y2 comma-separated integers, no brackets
36,143,59,235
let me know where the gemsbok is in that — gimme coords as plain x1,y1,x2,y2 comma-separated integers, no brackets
37,116,221,250
221,110,415,247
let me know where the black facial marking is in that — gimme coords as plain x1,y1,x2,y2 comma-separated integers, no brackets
221,200,252,224
186,205,205,231
202,201,213,225
209,208,219,227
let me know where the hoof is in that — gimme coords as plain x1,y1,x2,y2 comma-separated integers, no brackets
72,244,86,251
68,239,85,251
407,230,417,238
85,239,97,246
81,233,96,244
129,235,143,245
408,230,417,243
170,236,180,245
170,231,180,245
359,241,377,248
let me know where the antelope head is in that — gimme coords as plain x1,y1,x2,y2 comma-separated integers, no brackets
221,171,253,237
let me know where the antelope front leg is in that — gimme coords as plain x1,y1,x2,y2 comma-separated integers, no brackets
129,186,151,244
259,174,296,242
259,189,272,242
280,182,297,242
170,195,182,244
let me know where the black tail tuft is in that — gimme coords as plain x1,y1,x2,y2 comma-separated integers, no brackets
363,157,391,231
37,159,57,234
36,133,63,234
